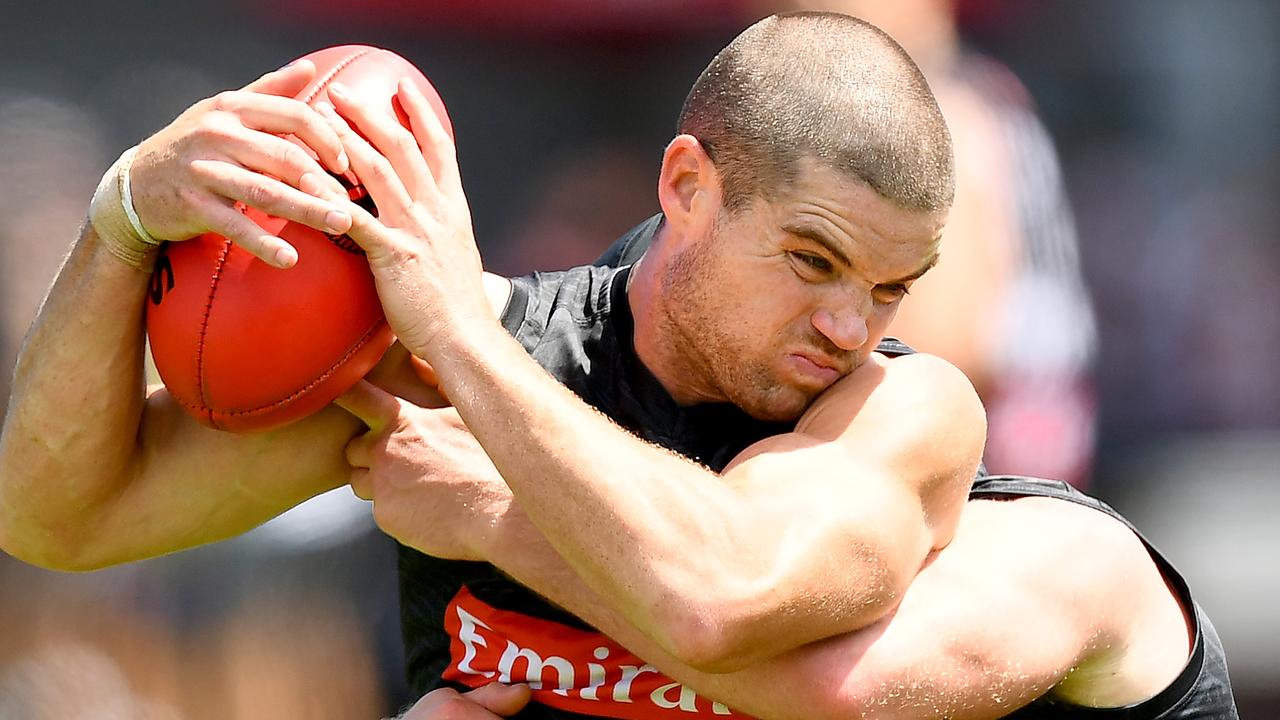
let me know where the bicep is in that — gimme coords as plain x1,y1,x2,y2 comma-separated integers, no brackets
718,353,985,601
684,502,1091,720
82,386,362,567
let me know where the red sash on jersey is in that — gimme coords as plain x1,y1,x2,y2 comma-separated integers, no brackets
443,587,754,719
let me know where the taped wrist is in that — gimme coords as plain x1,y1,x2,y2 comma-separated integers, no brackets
89,146,162,272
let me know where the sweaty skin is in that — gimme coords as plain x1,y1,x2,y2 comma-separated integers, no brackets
341,381,1193,720
0,63,370,571
0,55,978,669
325,79,985,671
0,46,1198,720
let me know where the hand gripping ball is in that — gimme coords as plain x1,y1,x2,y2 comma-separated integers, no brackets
145,46,452,432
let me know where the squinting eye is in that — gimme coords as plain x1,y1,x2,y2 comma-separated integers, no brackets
873,283,910,303
790,252,834,274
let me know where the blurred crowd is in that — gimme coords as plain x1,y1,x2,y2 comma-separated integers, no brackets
1,0,1277,717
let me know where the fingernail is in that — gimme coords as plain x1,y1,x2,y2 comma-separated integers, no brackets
274,243,298,269
336,150,349,173
325,209,351,233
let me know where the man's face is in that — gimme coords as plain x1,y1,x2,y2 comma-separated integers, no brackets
660,157,946,422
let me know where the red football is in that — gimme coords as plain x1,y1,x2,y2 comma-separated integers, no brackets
146,46,452,432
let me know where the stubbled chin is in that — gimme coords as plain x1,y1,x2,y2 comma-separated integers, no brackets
738,387,816,423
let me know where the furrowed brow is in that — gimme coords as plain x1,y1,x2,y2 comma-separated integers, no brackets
782,223,853,268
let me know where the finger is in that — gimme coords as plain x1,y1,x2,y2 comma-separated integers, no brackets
338,191,390,256
400,688,508,720
190,159,352,236
464,683,533,716
318,90,415,211
212,91,349,175
242,58,316,97
398,78,462,194
335,379,403,431
197,198,297,268
224,129,347,199
326,82,433,199
349,468,373,501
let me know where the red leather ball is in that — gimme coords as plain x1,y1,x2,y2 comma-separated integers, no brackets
146,45,451,432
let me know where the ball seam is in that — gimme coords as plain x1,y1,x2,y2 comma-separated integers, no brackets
301,47,378,104
195,239,235,422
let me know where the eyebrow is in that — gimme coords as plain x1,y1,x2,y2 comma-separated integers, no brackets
783,223,854,268
894,253,940,284
783,222,940,284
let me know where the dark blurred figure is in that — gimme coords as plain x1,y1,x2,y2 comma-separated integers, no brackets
489,143,658,276
767,0,1098,486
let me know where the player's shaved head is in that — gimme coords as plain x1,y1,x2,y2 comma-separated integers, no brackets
678,11,954,213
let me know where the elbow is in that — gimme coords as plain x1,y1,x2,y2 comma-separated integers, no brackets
0,525,106,572
656,607,758,674
0,502,111,573
651,590,792,674
656,560,908,674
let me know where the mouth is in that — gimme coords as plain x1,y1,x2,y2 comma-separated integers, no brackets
784,352,845,387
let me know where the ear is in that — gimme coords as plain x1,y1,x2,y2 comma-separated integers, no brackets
657,134,722,238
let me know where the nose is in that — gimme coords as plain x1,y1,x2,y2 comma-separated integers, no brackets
811,302,869,352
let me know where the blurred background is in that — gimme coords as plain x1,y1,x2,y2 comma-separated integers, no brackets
0,0,1276,717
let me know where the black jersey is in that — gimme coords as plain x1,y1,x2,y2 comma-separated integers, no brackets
397,216,1235,719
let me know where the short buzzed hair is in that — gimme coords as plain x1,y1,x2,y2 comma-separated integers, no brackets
678,11,954,212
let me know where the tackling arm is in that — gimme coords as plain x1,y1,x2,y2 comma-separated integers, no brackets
322,76,987,670
429,320,983,671
479,496,1138,720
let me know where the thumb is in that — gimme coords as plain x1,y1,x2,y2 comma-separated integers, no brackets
334,379,402,431
243,58,316,97
463,683,533,716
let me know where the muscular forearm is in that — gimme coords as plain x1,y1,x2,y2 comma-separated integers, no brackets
483,498,1103,720
1,223,362,570
424,321,905,669
0,224,152,567
483,505,865,720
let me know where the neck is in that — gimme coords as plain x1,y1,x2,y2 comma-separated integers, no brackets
627,225,724,407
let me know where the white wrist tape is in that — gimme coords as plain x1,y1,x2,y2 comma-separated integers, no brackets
89,146,162,271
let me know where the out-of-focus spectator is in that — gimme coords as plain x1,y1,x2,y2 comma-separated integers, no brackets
490,144,658,275
765,0,1098,485
0,91,109,417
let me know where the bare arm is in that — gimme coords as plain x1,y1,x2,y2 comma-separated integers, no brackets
477,495,1171,720
323,83,985,671
436,334,981,672
344,385,1184,719
0,62,366,570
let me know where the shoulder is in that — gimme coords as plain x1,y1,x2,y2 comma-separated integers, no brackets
797,351,985,452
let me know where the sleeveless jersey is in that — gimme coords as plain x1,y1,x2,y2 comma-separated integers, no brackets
397,216,1235,718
